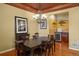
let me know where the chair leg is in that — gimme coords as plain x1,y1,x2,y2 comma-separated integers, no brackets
16,49,21,56
45,50,47,56
48,48,51,56
41,49,43,56
54,42,55,52
41,50,45,56
52,46,53,54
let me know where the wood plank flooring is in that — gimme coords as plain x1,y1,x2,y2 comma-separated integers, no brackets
0,42,79,56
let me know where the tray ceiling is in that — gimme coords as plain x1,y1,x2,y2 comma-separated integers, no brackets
7,3,79,13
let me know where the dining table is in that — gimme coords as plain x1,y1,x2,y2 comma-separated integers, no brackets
23,37,50,55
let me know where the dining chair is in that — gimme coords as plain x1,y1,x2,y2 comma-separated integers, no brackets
26,34,30,40
33,35,36,40
47,35,55,55
32,33,39,40
19,44,31,56
15,33,31,56
47,40,54,55
32,41,48,56
50,35,55,52
16,42,31,56
32,46,42,56
34,33,39,39
40,41,48,56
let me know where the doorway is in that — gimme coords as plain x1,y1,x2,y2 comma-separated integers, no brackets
49,12,69,48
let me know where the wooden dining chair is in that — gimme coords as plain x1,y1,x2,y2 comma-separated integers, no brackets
32,46,42,56
50,35,55,52
32,33,39,40
35,33,39,39
40,41,48,56
15,33,31,56
33,35,36,40
16,42,31,56
33,41,48,56
26,34,30,40
47,40,54,55
47,35,55,55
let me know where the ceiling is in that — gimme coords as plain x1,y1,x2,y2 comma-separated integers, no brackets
7,3,79,13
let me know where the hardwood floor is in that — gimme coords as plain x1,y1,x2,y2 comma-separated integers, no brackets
0,42,79,56
0,50,17,56
53,42,79,56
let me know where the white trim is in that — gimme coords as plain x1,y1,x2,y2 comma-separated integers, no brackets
0,48,15,54
69,47,79,51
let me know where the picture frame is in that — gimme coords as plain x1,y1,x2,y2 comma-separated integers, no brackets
40,18,47,29
15,16,28,33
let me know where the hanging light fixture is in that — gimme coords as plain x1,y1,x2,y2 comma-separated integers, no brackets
33,3,47,23
59,20,66,26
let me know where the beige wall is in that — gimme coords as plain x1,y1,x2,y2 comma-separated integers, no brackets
69,7,79,50
45,6,79,50
0,4,38,52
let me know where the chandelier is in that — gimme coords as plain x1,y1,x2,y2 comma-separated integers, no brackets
33,3,47,23
59,20,66,26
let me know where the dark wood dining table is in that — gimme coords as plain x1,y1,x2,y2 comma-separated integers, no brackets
23,37,50,55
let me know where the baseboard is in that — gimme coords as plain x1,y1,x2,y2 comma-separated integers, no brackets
69,47,79,51
0,48,15,54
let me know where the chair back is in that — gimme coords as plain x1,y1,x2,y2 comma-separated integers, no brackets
41,41,48,50
15,33,30,55
33,33,39,39
50,35,54,41
26,34,30,40
33,35,36,40
15,33,30,49
47,35,54,47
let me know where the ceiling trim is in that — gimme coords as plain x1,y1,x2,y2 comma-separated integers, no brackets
6,3,79,13
42,4,79,13
7,3,37,13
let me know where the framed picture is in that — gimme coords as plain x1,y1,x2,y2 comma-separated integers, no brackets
40,18,47,29
15,16,28,33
